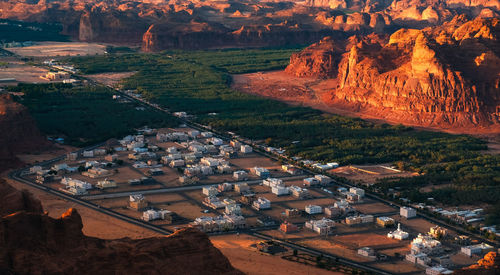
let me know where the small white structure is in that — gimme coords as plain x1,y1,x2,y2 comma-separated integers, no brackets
225,204,242,215
387,223,409,240
96,179,117,189
202,186,219,197
251,167,270,178
349,187,365,197
210,137,224,146
61,177,92,190
358,247,376,258
169,159,185,168
303,177,319,186
305,205,322,215
461,243,494,257
233,170,248,180
143,209,172,222
263,178,283,187
305,218,335,235
82,150,94,158
314,174,332,185
411,234,442,255
253,197,271,210
401,206,417,218
425,266,453,275
271,185,290,196
240,145,253,153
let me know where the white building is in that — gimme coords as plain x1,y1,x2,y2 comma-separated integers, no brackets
61,177,92,190
425,266,453,275
290,185,310,199
96,179,117,189
210,137,224,146
240,145,253,153
225,204,242,215
349,187,365,197
66,186,88,195
253,197,271,210
411,234,442,255
143,209,172,222
461,243,494,257
272,185,290,196
401,206,417,218
314,175,332,185
303,177,319,186
202,186,219,197
263,178,283,187
305,218,335,235
358,247,376,258
251,167,270,178
305,205,322,215
82,150,94,158
387,223,409,240
233,170,248,180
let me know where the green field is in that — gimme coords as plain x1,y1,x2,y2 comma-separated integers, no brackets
9,83,177,146
66,49,500,224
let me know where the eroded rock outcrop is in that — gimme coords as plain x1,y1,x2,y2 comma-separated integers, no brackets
0,94,49,172
286,17,500,129
285,37,341,78
0,180,242,275
454,252,500,275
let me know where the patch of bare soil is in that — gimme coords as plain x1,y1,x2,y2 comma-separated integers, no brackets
6,42,107,57
86,71,137,86
232,71,500,136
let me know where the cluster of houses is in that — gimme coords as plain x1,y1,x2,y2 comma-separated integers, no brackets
412,202,487,225
305,218,336,235
336,186,366,203
59,177,92,195
142,209,175,222
190,214,246,232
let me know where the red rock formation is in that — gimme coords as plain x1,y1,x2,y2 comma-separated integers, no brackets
454,252,500,275
0,180,242,275
0,94,49,172
286,17,500,130
285,37,341,78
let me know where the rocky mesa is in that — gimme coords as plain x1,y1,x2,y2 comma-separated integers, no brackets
0,179,242,275
286,16,500,131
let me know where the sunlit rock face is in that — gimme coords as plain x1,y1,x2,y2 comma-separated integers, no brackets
286,17,500,129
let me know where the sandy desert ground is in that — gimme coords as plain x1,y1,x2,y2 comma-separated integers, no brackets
6,42,107,57
232,71,500,136
85,71,137,86
0,59,51,85
210,234,344,275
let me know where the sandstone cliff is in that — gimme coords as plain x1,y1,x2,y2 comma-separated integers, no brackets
286,17,500,130
2,0,499,51
0,179,242,275
454,251,500,275
0,94,49,172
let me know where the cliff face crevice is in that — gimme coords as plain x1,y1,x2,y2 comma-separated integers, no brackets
286,17,500,129
0,179,242,275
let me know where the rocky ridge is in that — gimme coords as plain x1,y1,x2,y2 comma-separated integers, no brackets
0,0,499,51
286,16,500,130
0,179,242,275
0,94,49,172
